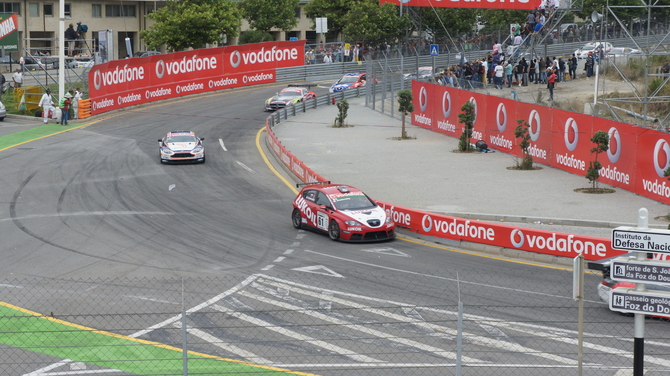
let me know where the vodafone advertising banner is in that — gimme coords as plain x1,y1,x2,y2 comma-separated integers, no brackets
410,81,670,205
377,201,622,261
379,0,542,10
89,40,305,115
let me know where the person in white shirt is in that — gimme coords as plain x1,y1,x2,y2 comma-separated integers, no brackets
494,63,504,90
72,88,82,119
38,89,54,124
12,69,22,88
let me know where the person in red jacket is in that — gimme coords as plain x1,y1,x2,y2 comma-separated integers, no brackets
547,68,557,101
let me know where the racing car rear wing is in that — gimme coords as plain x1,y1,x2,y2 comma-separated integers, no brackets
288,84,318,89
296,181,330,188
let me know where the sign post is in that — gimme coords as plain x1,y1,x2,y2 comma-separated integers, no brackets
609,208,670,376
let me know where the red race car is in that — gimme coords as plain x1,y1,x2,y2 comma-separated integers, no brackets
291,182,395,242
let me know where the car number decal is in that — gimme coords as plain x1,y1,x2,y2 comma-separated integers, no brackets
317,212,329,231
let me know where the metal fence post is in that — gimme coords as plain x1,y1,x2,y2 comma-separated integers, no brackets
181,278,188,376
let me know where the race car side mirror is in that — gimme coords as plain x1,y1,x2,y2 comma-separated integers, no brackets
157,139,162,142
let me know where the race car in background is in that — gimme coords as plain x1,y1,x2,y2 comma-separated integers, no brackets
291,182,395,242
329,73,369,93
264,85,316,111
158,131,205,164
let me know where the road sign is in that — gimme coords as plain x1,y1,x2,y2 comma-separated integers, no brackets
611,257,670,285
612,226,670,253
610,287,670,316
430,44,439,56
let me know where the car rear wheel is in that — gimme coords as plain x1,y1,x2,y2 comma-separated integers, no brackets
328,220,340,241
291,209,302,229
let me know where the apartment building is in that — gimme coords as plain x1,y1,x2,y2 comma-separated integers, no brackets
7,0,317,62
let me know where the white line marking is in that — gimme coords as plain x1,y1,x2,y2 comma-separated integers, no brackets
168,184,176,191
210,304,383,363
261,264,274,271
292,265,343,278
283,249,294,255
291,242,300,247
361,247,409,257
273,257,285,263
303,250,586,302
218,138,227,151
239,289,476,362
236,161,254,172
175,324,273,365
259,278,574,365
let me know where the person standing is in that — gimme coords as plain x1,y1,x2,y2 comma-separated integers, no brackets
505,61,513,88
569,53,578,79
71,88,82,119
12,69,22,88
547,68,557,101
661,60,670,76
515,62,524,87
59,93,72,125
65,23,79,56
585,53,594,78
529,58,536,83
494,62,504,90
38,89,54,124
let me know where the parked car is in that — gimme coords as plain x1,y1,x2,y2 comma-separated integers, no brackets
574,42,613,59
133,51,161,58
0,100,6,121
607,47,643,56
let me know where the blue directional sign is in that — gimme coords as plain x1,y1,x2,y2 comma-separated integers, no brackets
430,44,439,57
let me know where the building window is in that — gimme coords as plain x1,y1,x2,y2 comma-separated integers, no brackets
0,2,20,14
29,2,38,17
91,4,101,18
105,4,135,17
43,3,53,17
146,2,165,14
64,3,70,17
294,7,300,19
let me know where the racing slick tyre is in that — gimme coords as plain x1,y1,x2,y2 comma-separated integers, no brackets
291,209,302,229
328,220,340,241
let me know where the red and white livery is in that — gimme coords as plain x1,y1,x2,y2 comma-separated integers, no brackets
291,182,395,242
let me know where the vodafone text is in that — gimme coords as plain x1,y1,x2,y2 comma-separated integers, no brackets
599,165,630,185
437,120,456,132
422,215,495,241
642,179,670,198
240,46,298,65
382,205,411,227
489,134,513,150
555,153,586,170
97,65,145,88
414,113,432,126
513,231,607,257
527,144,548,160
162,55,217,76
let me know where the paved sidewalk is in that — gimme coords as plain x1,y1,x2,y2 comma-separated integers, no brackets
271,97,668,239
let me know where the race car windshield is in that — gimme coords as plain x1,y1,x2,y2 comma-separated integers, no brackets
339,76,360,83
280,90,302,95
333,195,376,210
166,136,198,143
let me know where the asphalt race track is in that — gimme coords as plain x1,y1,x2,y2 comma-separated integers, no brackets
1,83,670,376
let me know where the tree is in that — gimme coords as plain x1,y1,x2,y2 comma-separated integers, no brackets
586,130,609,190
418,8,479,40
458,101,475,152
140,0,241,52
239,30,275,44
303,0,354,38
397,89,414,138
333,99,349,128
342,1,411,45
240,0,300,41
514,119,533,170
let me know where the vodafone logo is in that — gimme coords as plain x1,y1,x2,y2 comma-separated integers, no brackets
93,70,101,90
510,229,524,248
442,90,451,118
496,102,507,132
607,127,621,163
564,118,579,151
653,139,670,177
419,86,428,112
92,65,145,91
528,110,541,142
469,97,478,125
155,60,165,78
230,50,241,68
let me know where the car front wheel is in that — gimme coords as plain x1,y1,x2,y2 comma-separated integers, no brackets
291,209,302,229
328,220,340,241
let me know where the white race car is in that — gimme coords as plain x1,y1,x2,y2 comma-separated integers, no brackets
158,131,205,164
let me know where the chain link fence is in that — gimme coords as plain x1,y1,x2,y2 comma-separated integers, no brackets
1,273,669,375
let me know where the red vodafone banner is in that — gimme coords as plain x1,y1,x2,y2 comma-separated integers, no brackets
265,118,327,184
409,81,670,205
379,0,542,10
377,201,623,260
89,40,305,115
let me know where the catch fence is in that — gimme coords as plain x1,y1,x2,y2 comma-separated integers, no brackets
1,273,669,376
